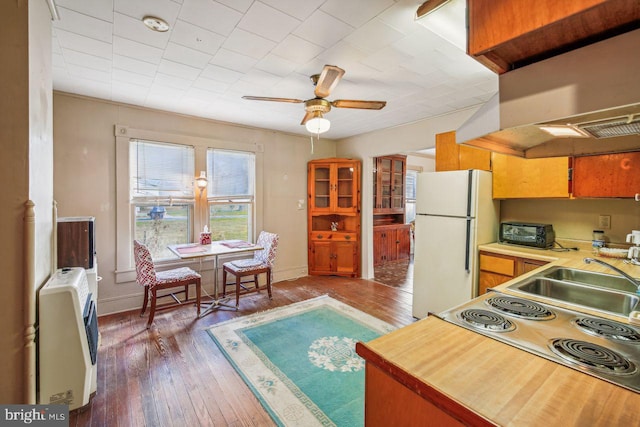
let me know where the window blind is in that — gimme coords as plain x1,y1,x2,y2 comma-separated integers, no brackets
130,139,195,198
206,149,255,199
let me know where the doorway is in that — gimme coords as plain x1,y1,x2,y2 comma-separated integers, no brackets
372,155,416,294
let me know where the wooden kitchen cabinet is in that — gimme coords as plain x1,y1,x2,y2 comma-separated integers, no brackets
478,251,549,294
467,0,640,73
308,159,359,213
308,158,361,277
572,152,640,198
309,237,358,277
373,224,411,265
435,131,491,172
491,153,571,199
373,155,406,215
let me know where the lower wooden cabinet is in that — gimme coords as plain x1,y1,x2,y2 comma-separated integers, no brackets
373,224,411,265
309,234,359,277
478,251,549,294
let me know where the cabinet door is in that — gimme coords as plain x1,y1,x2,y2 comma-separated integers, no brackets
308,163,332,212
395,225,412,261
572,152,640,198
436,131,491,172
334,241,357,276
391,158,405,211
373,228,388,265
335,163,359,213
310,241,332,274
378,158,392,209
492,153,570,198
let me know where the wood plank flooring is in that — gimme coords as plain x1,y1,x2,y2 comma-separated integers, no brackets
69,275,414,427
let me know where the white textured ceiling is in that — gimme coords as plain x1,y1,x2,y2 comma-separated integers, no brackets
52,0,498,139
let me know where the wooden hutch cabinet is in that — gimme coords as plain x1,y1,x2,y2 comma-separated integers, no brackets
308,158,361,277
373,155,411,266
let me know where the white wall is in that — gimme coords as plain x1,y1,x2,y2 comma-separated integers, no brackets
0,0,54,404
501,198,640,245
53,93,335,315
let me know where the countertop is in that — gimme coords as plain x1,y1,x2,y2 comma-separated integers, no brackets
358,242,640,426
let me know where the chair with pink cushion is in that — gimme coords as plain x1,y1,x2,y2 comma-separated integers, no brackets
133,240,202,328
222,231,279,309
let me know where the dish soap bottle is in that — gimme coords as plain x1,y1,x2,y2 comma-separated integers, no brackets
592,230,605,255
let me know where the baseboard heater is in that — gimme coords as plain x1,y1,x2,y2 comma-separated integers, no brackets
38,267,98,410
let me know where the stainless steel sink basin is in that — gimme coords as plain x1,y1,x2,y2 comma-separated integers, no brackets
542,267,639,293
507,277,639,316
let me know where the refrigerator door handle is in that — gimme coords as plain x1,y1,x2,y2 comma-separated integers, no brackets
464,170,473,272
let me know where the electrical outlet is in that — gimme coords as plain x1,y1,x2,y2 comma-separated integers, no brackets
598,215,611,229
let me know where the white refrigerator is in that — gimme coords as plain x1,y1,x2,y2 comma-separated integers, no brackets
412,170,499,318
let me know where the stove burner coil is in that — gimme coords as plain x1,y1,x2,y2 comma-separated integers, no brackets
485,296,555,320
548,338,636,375
573,317,640,343
457,309,515,332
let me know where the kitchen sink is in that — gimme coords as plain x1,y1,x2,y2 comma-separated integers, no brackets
542,267,638,293
507,277,639,316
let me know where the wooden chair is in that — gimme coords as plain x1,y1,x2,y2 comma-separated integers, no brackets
133,240,202,328
222,231,279,309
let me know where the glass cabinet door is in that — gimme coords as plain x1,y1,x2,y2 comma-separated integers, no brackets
336,164,355,210
391,158,404,209
380,158,392,209
312,165,331,209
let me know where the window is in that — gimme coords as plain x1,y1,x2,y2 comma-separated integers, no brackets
405,169,418,224
130,139,195,260
206,149,255,242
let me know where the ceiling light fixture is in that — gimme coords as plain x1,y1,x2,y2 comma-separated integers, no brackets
538,125,590,138
142,16,169,32
415,0,466,51
305,112,330,134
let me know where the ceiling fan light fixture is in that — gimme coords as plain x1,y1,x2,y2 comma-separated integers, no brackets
306,112,330,134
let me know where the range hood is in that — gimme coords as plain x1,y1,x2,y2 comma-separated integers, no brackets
457,29,640,158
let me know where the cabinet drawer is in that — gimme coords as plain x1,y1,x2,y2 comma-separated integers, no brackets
310,232,357,241
479,254,515,276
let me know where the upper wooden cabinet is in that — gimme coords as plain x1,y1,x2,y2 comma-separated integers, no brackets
308,159,360,214
435,131,491,172
468,0,640,73
573,152,640,198
492,153,571,199
373,155,406,215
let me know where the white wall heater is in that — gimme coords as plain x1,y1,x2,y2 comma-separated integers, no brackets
38,267,98,410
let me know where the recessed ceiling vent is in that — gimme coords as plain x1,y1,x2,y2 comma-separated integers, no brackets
578,114,640,139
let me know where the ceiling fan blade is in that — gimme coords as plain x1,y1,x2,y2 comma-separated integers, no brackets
242,96,304,103
314,65,345,98
300,111,314,125
332,99,387,110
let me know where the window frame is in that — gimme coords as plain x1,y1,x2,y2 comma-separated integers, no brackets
206,148,256,242
115,124,264,284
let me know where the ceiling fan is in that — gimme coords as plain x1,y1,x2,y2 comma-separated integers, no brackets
242,65,387,133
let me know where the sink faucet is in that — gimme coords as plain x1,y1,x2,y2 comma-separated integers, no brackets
584,257,640,294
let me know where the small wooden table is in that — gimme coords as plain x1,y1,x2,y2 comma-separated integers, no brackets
168,240,262,317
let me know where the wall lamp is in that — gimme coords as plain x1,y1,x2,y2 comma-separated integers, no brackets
195,171,208,197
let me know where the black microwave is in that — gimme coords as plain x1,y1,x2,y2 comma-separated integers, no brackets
499,222,555,249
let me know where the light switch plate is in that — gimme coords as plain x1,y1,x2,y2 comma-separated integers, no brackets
598,215,611,229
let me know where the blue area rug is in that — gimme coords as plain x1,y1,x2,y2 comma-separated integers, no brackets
207,295,396,426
